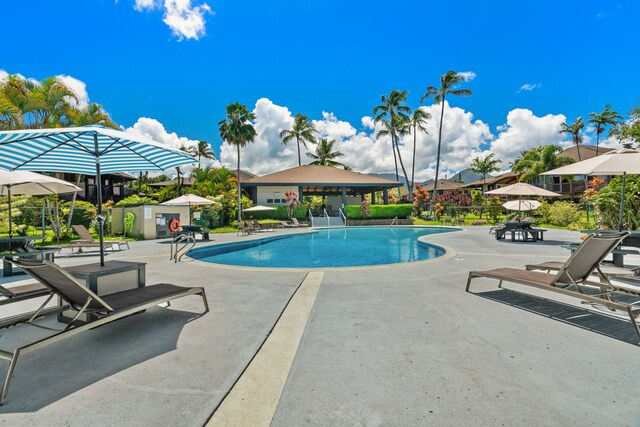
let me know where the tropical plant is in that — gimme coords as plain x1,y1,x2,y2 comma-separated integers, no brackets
279,113,317,166
190,140,215,167
403,108,431,197
360,199,371,218
588,104,622,156
218,102,257,222
559,117,585,161
610,104,640,148
469,153,501,192
421,71,472,198
412,184,430,216
590,175,640,230
307,138,346,167
284,190,300,219
373,90,412,194
64,102,117,128
512,145,574,183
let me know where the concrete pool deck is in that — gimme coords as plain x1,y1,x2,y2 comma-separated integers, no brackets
0,226,639,425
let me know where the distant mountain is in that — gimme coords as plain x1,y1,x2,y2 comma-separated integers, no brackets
368,168,486,188
367,172,402,183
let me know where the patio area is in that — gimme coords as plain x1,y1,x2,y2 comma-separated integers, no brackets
1,226,638,425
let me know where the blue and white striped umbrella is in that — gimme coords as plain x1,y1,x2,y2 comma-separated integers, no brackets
0,126,196,174
0,126,197,265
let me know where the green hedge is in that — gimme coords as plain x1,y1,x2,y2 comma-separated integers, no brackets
344,204,413,219
244,206,307,220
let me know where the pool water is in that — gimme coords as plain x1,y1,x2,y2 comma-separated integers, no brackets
188,226,456,268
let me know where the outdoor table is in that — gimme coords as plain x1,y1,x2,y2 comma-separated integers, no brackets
58,260,146,323
0,236,59,277
495,221,542,242
580,230,640,267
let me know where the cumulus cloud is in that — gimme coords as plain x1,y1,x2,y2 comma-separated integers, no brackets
458,71,477,82
56,74,90,108
220,99,493,183
486,109,566,165
517,83,542,93
131,0,213,40
126,117,220,175
0,69,8,81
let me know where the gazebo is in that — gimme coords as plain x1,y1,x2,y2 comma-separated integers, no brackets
242,165,402,210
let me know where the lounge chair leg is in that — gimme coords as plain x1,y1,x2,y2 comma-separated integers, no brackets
628,307,640,344
465,273,475,292
200,290,210,313
498,280,503,288
1,350,20,406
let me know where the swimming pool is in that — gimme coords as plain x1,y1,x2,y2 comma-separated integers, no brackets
188,226,457,268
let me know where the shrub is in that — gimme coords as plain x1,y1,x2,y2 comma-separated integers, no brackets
546,201,581,227
64,200,96,228
245,206,307,220
590,175,640,230
344,204,413,219
115,195,158,206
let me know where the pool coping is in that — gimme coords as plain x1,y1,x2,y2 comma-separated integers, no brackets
184,225,461,272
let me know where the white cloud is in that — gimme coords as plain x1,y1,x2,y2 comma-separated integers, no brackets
458,71,477,82
0,69,8,82
517,83,542,93
126,117,220,175
163,0,212,40
134,0,158,10
220,99,493,183
56,74,90,109
486,109,566,165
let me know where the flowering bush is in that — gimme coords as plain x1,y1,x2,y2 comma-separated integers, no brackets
360,199,371,218
412,184,430,216
284,190,301,219
434,192,472,207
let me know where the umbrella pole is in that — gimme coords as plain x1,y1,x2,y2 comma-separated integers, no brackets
94,133,105,266
7,187,12,238
618,172,626,231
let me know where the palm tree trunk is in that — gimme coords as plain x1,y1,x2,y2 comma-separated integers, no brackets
391,134,399,183
433,98,446,199
394,138,412,201
237,144,242,223
595,129,600,156
576,141,581,161
411,125,417,202
296,137,301,166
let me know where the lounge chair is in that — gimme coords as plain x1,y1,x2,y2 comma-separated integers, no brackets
466,232,640,341
0,282,48,305
291,218,308,227
0,257,209,405
237,221,256,236
71,225,129,250
525,260,640,286
278,221,297,229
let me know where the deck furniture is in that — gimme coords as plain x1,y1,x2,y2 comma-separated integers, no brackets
0,257,208,405
561,242,639,268
494,221,546,242
1,236,60,277
71,225,129,250
467,232,640,342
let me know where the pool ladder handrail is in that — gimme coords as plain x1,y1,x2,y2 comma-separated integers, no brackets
339,208,347,226
323,208,330,227
308,209,314,227
170,233,196,263
391,216,398,226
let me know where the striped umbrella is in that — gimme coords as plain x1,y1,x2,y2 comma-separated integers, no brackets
0,126,197,265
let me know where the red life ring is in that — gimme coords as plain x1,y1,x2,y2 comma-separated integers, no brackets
169,218,180,232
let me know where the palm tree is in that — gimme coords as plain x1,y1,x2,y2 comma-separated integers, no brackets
279,113,317,166
307,138,346,167
469,153,501,192
559,117,585,161
421,71,472,198
65,103,118,128
512,145,574,184
404,108,431,197
218,102,257,222
190,140,215,167
588,104,622,156
373,90,412,195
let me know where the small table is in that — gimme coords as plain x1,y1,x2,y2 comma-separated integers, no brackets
1,236,59,277
59,260,146,323
580,230,640,267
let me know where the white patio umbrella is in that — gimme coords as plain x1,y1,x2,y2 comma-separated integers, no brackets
0,126,197,265
161,194,217,207
502,200,541,211
243,205,277,212
485,182,561,197
542,148,640,230
0,170,81,238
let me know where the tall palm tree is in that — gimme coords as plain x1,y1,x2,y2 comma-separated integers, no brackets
421,71,472,198
218,102,257,222
190,140,215,167
588,104,622,156
65,103,118,128
307,138,346,167
559,117,585,161
469,153,501,192
279,113,317,166
404,108,431,197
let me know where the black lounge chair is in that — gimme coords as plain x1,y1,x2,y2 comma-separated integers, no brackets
466,232,640,342
0,258,209,405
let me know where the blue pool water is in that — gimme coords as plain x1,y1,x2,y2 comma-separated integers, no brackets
188,226,456,268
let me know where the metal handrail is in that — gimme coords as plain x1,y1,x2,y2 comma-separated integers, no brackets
308,209,314,228
323,208,330,227
390,216,398,226
339,208,347,226
170,234,196,263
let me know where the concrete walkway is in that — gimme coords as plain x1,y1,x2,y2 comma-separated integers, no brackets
1,227,638,425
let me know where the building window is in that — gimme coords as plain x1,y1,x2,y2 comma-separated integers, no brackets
267,198,274,204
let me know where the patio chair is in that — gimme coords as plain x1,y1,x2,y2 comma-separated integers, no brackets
291,218,308,227
466,232,640,342
0,282,48,305
72,225,130,250
525,260,640,286
0,257,209,405
278,221,297,229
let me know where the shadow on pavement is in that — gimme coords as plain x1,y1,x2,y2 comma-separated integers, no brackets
476,288,639,346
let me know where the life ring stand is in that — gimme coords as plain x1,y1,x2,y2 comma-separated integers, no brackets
169,218,181,233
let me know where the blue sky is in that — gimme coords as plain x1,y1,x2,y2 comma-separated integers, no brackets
2,0,639,178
